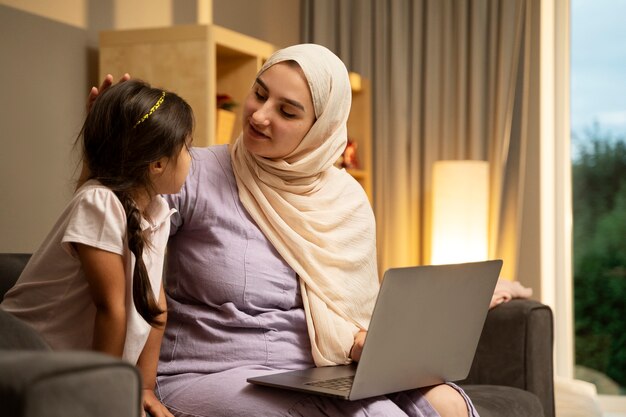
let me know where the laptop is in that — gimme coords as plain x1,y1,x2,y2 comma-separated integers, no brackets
247,260,503,400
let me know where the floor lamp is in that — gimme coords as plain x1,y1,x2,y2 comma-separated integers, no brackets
431,160,489,265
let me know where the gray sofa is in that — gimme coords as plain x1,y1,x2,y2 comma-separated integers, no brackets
1,253,554,417
460,299,555,416
0,253,141,417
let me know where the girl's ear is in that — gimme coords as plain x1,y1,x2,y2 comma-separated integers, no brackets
149,157,167,176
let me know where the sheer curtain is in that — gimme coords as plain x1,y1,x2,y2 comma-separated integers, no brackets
302,0,532,280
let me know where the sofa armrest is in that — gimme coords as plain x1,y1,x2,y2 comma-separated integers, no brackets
0,253,31,300
0,351,141,417
1,253,141,417
0,309,50,350
459,299,555,417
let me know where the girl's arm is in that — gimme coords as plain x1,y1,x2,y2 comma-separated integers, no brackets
76,243,127,357
136,283,173,417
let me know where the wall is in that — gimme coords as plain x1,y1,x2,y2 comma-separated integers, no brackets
0,0,86,27
0,1,301,252
0,5,88,252
0,0,195,29
213,0,301,48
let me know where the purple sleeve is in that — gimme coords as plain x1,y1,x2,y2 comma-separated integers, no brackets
162,162,194,236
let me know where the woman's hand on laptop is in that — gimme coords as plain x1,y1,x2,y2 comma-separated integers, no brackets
350,330,367,362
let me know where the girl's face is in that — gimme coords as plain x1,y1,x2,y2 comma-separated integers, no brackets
242,62,316,159
152,138,192,195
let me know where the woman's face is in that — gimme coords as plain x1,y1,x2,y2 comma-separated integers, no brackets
242,62,316,159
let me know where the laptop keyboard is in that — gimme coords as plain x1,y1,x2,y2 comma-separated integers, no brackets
304,375,355,392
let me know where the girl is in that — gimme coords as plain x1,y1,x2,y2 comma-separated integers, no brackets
1,79,193,417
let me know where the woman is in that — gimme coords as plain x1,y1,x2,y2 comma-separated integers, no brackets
94,44,477,416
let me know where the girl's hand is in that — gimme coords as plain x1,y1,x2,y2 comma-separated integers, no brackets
142,389,174,417
87,73,130,112
350,330,367,362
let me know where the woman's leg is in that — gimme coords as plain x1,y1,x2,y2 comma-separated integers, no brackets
420,384,473,417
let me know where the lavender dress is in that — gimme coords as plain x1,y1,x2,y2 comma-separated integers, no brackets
156,146,478,417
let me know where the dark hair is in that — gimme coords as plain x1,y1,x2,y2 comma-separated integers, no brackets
79,79,194,326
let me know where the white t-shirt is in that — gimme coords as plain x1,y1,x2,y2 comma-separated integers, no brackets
1,180,175,365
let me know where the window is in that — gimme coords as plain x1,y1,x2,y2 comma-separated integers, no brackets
571,0,626,411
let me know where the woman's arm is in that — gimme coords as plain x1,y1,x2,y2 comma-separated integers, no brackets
76,243,127,357
135,283,173,417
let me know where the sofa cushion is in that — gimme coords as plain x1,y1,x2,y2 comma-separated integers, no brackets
0,351,141,417
0,309,49,350
0,253,31,299
463,384,544,417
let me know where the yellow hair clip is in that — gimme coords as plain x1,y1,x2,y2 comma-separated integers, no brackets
134,91,166,127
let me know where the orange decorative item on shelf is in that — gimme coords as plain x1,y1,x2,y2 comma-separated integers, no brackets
341,138,359,169
216,109,236,145
216,94,237,145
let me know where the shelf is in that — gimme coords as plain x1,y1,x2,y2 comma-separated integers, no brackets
99,24,275,147
346,77,372,203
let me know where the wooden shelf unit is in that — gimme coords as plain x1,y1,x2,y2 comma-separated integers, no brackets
346,77,372,202
99,24,275,147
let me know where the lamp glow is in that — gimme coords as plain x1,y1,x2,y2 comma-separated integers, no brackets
431,160,489,265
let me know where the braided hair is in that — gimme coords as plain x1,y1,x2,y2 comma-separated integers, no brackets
79,79,194,326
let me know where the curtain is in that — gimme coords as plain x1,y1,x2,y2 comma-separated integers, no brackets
302,0,532,281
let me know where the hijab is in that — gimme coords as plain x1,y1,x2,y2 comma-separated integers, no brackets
231,44,379,366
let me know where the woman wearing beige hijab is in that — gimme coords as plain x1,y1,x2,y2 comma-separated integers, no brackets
95,44,478,417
